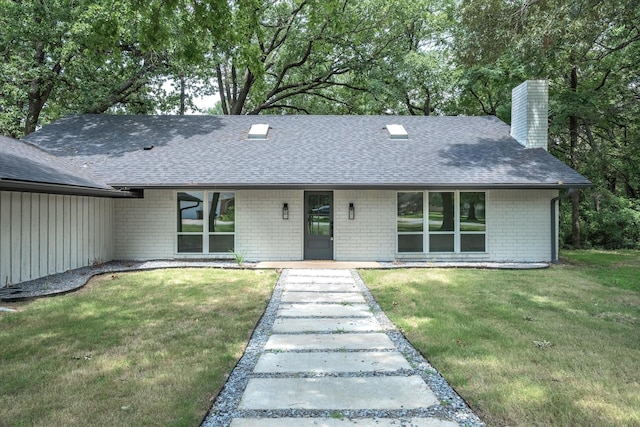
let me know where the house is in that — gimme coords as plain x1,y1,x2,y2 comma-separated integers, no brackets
1,80,591,285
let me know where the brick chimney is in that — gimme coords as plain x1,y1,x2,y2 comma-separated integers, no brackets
510,80,548,150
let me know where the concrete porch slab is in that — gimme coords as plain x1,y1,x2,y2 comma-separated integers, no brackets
281,291,366,304
272,317,380,333
264,333,395,351
278,303,372,317
238,376,438,410
257,261,381,269
231,418,459,427
253,351,411,373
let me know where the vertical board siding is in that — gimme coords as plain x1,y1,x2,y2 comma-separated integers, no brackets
0,192,12,287
0,191,114,286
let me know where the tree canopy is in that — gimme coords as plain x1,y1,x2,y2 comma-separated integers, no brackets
1,0,639,248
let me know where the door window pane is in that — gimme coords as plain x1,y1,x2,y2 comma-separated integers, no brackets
307,194,331,236
460,192,485,232
429,192,454,231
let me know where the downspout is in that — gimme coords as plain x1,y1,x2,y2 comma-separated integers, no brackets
551,188,575,263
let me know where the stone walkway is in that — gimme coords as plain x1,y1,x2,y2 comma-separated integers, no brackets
202,269,483,427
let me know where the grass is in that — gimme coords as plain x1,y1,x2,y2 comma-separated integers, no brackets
361,250,640,427
0,268,277,427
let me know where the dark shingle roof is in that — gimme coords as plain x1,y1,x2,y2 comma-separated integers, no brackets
22,114,591,189
0,135,113,190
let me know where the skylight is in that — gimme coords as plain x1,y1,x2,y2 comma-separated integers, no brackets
386,124,408,140
248,123,270,140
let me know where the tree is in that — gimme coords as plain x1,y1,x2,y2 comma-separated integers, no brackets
0,0,229,137
451,0,640,248
213,0,438,115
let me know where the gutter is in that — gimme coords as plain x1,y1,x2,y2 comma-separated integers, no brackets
550,188,575,263
0,180,143,198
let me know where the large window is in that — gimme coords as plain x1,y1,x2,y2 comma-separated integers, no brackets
397,191,486,253
177,191,235,253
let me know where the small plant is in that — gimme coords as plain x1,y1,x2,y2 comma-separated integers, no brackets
329,411,344,420
229,250,246,266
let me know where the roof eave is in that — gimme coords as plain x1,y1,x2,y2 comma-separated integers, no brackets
110,182,593,191
0,179,143,198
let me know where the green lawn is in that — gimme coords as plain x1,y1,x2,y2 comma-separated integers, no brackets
0,269,277,427
361,250,640,427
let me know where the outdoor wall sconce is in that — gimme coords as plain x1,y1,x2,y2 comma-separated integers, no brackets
282,203,289,220
349,202,355,220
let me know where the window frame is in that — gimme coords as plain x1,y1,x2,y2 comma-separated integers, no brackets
176,190,235,254
396,190,487,254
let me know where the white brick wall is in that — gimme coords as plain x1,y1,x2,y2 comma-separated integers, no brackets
487,189,557,262
511,80,548,150
109,188,557,263
0,191,113,286
113,190,175,259
236,189,303,261
334,190,396,261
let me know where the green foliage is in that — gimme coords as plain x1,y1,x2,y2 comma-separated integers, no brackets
561,189,640,249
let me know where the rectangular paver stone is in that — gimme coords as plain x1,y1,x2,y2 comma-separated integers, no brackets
238,376,438,410
278,303,371,317
264,333,395,351
281,291,365,303
283,282,359,292
253,351,411,373
272,317,380,333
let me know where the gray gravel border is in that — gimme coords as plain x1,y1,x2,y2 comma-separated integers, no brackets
0,260,250,301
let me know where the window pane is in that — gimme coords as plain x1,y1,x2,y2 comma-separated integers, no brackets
397,192,423,232
209,192,235,232
209,235,234,253
306,194,331,235
460,192,485,232
429,192,454,231
398,234,423,252
178,235,203,253
430,234,454,252
461,234,485,252
177,192,204,232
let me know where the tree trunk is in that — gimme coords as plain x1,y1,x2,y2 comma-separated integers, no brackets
440,192,454,231
179,74,185,115
569,66,581,248
467,201,477,221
